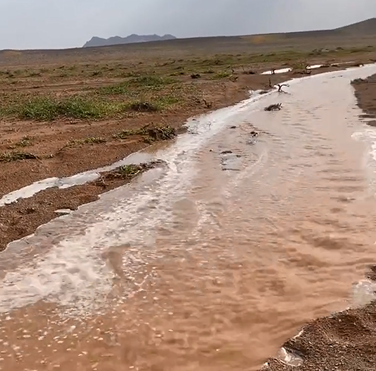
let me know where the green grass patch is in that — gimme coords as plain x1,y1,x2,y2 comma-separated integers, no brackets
128,75,176,88
117,164,144,177
114,125,176,142
4,96,129,121
0,151,38,162
99,75,177,96
67,137,106,147
99,82,129,95
210,71,232,79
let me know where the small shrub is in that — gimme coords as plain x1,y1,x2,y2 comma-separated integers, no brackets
15,136,32,147
211,71,231,79
0,151,38,162
128,101,159,112
99,82,129,95
67,137,106,147
129,75,175,87
191,73,201,79
114,125,176,141
9,96,128,121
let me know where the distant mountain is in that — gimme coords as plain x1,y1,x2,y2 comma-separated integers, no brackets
83,34,177,48
275,17,376,39
335,17,376,35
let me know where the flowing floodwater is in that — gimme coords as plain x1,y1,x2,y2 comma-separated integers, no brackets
1,65,376,370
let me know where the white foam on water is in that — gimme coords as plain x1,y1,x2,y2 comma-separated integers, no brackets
0,152,153,207
261,67,292,75
0,90,268,208
352,128,376,191
0,89,276,317
276,347,303,367
1,65,376,318
351,279,376,308
306,64,322,70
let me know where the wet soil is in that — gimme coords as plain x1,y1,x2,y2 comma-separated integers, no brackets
0,60,370,251
264,302,376,371
1,61,376,371
0,161,164,251
263,269,376,371
352,73,376,126
0,63,362,196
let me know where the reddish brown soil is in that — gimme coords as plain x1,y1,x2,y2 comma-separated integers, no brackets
0,53,373,252
0,161,164,251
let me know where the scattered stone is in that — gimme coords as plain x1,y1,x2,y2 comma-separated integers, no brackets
352,78,366,85
220,150,233,155
230,126,237,129
20,207,36,215
190,73,201,79
264,103,282,111
128,102,158,112
54,209,74,216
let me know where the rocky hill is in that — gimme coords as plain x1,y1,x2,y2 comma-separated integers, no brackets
83,34,177,48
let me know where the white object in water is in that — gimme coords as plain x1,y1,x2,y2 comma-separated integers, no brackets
261,68,292,75
306,64,322,70
54,209,74,215
352,279,376,307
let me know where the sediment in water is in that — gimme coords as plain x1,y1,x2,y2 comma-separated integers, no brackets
262,268,376,371
261,72,376,371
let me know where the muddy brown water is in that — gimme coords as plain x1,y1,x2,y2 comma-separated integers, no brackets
1,65,376,370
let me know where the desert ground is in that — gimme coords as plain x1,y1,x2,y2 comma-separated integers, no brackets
1,20,376,371
1,28,376,251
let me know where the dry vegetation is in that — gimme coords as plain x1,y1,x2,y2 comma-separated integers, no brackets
0,28,374,188
0,25,375,251
0,32,374,192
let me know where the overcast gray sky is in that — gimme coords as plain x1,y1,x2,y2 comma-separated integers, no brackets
0,0,375,50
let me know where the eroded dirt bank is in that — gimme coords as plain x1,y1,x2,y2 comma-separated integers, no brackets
352,73,376,126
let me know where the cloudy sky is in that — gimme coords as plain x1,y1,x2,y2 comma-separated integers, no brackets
0,0,375,50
